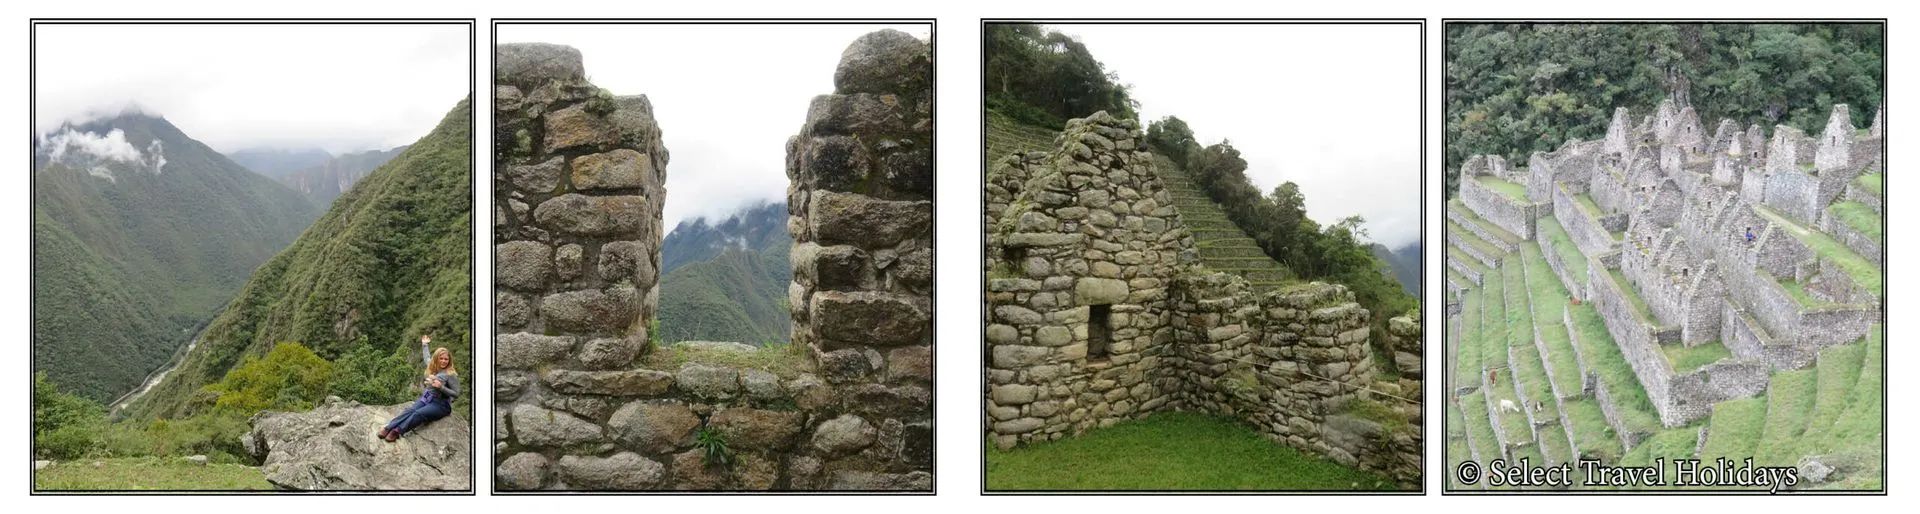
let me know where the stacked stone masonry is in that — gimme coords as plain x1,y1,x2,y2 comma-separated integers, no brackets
493,30,933,491
985,112,1421,486
1449,97,1883,430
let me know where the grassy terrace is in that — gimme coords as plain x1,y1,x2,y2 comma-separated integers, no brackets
1855,172,1884,196
1448,199,1524,245
1828,201,1883,241
1566,303,1662,435
1447,247,1490,275
1753,204,1882,297
1536,216,1590,288
1447,221,1508,259
1774,274,1827,309
985,110,1059,162
1458,391,1503,464
1519,244,1584,395
1455,285,1483,387
1569,192,1623,241
1560,398,1622,462
1661,341,1732,374
1619,426,1701,467
1753,369,1817,466
1605,268,1659,327
1816,327,1884,489
1476,175,1531,203
1698,398,1767,465
1446,407,1476,489
1475,258,1545,465
985,412,1397,491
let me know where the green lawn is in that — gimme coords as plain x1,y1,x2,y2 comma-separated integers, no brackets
985,412,1399,491
1661,341,1732,374
1561,398,1622,463
1698,398,1766,465
1619,426,1700,467
1477,175,1531,203
1566,304,1661,435
1855,172,1884,196
1753,205,1882,297
1828,201,1883,241
33,457,270,491
1519,244,1584,395
1536,216,1591,289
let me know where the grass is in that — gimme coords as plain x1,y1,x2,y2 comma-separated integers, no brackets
1661,341,1732,373
1566,303,1661,435
1454,285,1483,387
1775,276,1825,308
1828,201,1883,241
1697,398,1767,464
1753,204,1882,297
984,412,1398,491
1447,220,1508,257
1619,426,1700,467
1753,369,1817,466
1458,391,1502,465
1854,172,1883,196
33,457,270,491
1476,175,1531,203
1561,398,1622,463
1605,269,1656,325
1447,247,1490,274
1536,216,1590,288
641,340,810,379
1520,244,1584,395
1448,199,1523,244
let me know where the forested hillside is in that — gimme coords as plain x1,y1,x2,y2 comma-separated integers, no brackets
33,113,321,402
657,202,793,345
1444,23,1883,196
124,98,473,421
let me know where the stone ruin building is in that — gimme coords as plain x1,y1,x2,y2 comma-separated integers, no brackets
984,112,1423,486
1446,97,1884,481
492,30,932,491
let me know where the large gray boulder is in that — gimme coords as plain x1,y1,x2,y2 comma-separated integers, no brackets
243,397,471,491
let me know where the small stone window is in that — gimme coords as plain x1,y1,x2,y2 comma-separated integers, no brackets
1088,304,1112,362
1003,246,1026,266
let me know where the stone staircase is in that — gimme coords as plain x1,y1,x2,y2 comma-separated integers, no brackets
1153,156,1295,290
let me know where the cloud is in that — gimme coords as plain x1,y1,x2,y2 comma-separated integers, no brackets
35,24,468,154
42,128,145,164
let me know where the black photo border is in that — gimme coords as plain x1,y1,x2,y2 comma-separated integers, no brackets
977,18,1428,496
27,18,481,495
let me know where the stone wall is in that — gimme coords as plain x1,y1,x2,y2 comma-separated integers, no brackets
1459,171,1536,237
493,30,934,492
984,111,1420,487
985,111,1189,447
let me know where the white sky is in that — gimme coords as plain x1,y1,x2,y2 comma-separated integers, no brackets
34,23,470,155
1055,24,1422,248
498,23,931,234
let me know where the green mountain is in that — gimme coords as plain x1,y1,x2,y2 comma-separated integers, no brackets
1371,242,1422,296
33,113,322,403
123,98,473,420
226,147,333,181
251,146,408,205
657,202,792,346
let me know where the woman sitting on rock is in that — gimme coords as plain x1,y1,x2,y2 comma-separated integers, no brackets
378,335,459,442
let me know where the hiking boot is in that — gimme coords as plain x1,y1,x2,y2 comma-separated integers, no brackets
377,428,391,439
384,431,399,443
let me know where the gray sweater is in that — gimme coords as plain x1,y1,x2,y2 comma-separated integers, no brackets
421,344,461,402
